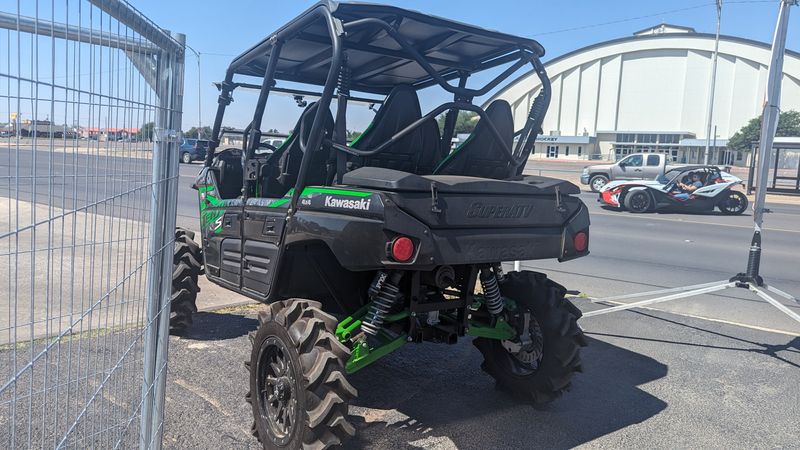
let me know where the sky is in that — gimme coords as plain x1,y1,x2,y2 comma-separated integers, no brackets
3,0,800,133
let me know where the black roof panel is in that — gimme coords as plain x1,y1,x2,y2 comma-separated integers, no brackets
229,1,544,94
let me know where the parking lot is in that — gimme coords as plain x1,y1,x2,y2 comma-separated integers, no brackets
3,148,799,447
160,159,800,449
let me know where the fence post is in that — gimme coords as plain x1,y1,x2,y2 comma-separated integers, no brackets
140,32,185,450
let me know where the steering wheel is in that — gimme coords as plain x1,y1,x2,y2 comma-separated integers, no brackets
259,142,279,152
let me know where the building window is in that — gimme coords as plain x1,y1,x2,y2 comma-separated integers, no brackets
638,133,657,143
617,133,635,143
547,145,558,158
578,146,582,156
737,151,743,161
565,146,570,156
659,134,679,144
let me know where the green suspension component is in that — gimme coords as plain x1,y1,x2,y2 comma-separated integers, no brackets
347,332,407,374
466,316,516,340
465,295,518,341
336,305,410,374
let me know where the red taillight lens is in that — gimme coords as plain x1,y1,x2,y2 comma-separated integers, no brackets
573,231,588,253
390,236,415,262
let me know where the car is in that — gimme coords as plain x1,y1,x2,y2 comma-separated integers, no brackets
179,138,209,163
581,152,669,192
171,2,590,447
598,165,749,214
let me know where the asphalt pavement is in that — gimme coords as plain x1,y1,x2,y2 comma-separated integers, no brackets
3,150,800,448
161,303,799,449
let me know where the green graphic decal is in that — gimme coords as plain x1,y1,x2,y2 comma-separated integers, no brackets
266,186,372,208
198,184,225,233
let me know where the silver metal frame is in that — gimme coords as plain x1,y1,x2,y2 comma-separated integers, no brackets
0,1,183,448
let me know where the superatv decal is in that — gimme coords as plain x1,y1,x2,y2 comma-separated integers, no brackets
466,202,533,219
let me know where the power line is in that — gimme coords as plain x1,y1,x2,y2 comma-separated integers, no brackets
529,0,778,37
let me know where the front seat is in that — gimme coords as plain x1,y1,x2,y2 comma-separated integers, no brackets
434,100,515,179
350,84,441,175
211,148,244,199
261,102,334,197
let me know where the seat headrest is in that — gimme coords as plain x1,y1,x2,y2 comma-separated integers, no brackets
351,84,421,149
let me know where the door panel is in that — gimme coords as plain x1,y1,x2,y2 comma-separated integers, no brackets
242,207,288,298
242,240,278,295
220,238,242,286
642,154,662,179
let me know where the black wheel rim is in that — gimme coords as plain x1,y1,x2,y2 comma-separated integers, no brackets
722,193,743,213
257,336,298,446
502,310,545,376
631,193,649,211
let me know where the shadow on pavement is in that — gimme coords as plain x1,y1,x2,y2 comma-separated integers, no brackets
345,336,668,449
177,311,258,341
599,204,751,217
592,310,800,369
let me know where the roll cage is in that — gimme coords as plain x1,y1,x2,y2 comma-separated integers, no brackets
662,166,724,190
205,1,551,211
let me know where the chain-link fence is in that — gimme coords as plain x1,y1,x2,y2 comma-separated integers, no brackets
0,1,183,447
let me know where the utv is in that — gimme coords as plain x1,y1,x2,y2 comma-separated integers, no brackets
172,2,590,448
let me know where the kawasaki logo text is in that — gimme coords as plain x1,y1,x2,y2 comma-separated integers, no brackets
323,196,371,210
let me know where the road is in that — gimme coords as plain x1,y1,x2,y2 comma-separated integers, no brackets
4,149,799,332
3,150,800,448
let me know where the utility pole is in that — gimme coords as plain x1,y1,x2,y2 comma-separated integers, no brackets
186,45,203,138
704,0,722,165
712,125,717,164
196,53,202,138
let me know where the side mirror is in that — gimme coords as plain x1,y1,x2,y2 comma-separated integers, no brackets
618,161,626,167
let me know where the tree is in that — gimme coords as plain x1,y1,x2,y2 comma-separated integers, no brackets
265,128,280,134
728,110,800,153
184,125,212,139
346,129,362,142
436,110,479,135
137,122,155,142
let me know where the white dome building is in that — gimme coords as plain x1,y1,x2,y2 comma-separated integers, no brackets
487,24,800,166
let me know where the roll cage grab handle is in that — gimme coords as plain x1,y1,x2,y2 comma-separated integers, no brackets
204,5,552,208
326,101,519,164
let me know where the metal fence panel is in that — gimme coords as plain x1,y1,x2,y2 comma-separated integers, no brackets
0,1,183,448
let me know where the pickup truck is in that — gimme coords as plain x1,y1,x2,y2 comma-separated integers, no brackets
581,153,668,192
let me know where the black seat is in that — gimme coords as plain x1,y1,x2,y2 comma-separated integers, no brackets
351,84,441,175
211,148,244,199
261,102,334,197
434,100,514,179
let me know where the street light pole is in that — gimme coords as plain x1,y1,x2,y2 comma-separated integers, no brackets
185,44,202,138
704,0,722,165
196,53,202,138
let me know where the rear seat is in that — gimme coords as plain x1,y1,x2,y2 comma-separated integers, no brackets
349,84,441,175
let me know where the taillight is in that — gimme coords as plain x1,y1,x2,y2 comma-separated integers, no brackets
390,236,415,262
573,231,588,253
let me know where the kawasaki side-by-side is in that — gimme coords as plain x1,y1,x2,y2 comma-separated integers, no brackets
171,2,590,448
